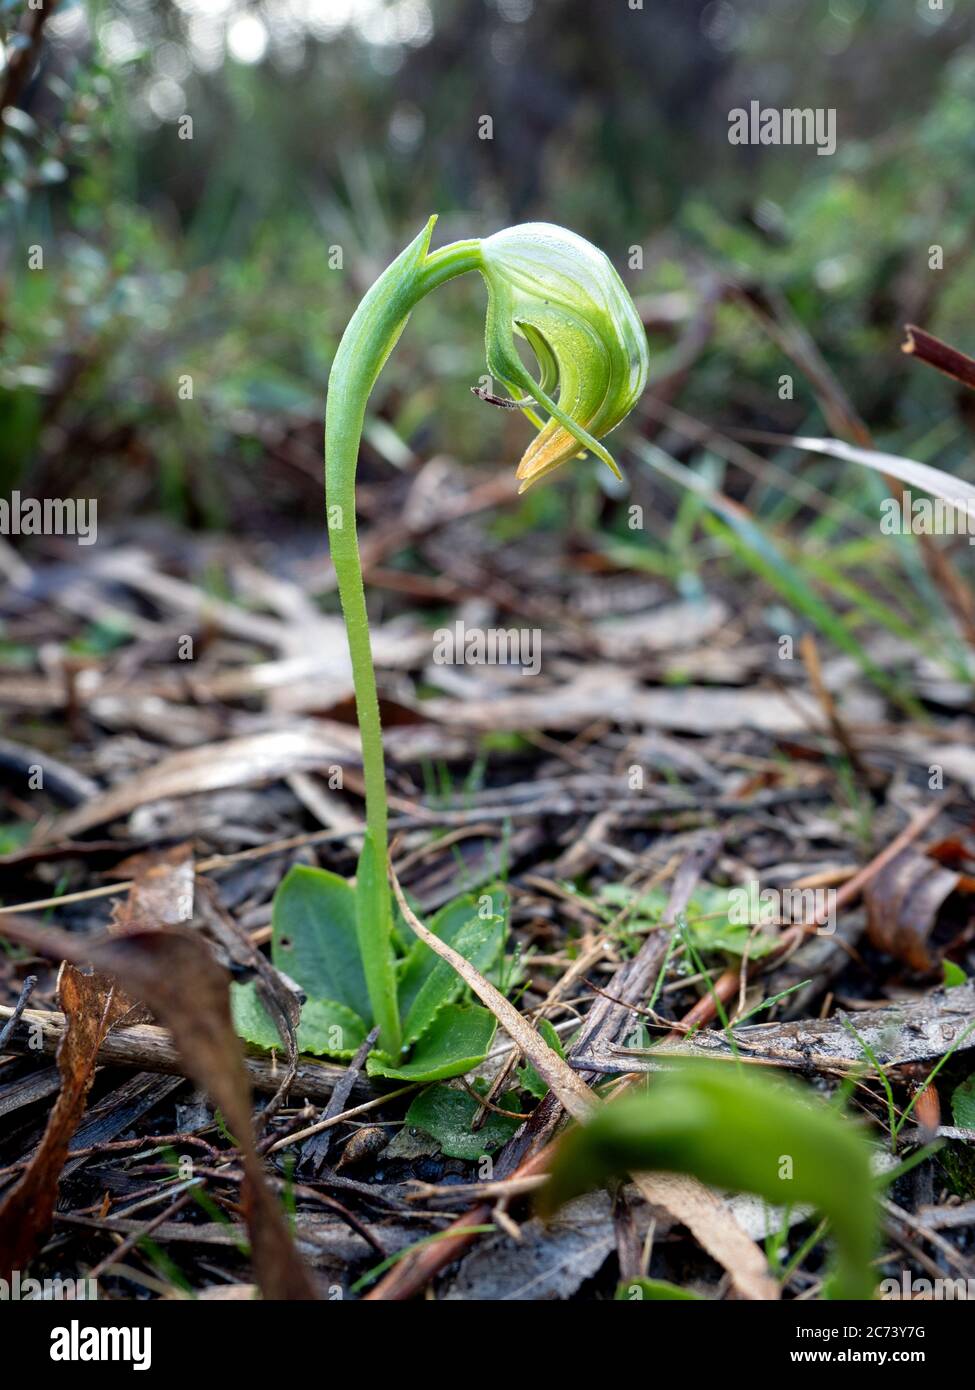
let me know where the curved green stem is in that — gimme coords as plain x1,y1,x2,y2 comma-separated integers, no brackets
325,220,483,1056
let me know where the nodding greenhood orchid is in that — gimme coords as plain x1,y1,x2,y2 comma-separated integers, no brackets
478,223,650,491
267,218,651,1070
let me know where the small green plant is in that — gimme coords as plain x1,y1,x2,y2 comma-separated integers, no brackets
235,220,648,1079
233,870,510,1080
540,1062,879,1300
598,881,781,959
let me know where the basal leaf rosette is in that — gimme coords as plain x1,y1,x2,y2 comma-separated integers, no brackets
478,223,649,491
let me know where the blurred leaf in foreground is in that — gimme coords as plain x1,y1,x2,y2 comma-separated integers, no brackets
541,1062,878,1300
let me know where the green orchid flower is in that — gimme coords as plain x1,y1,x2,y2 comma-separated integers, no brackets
478,223,650,491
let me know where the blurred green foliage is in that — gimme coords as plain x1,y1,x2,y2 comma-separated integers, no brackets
2,0,975,533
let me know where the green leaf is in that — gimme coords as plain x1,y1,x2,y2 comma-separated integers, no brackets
541,1061,878,1301
271,865,371,1021
398,887,507,1023
518,1018,565,1099
367,1004,497,1082
951,1075,975,1130
354,832,401,1056
231,980,280,1050
402,910,506,1046
615,1278,704,1301
390,885,422,956
599,882,669,921
231,981,367,1059
685,918,779,960
943,960,967,989
297,998,368,1057
406,1082,524,1159
599,881,779,958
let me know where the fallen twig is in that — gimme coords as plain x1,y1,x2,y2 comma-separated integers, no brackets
902,324,975,392
0,1004,359,1104
0,975,37,1050
573,984,975,1075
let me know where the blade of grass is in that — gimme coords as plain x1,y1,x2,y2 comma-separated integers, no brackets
633,440,924,717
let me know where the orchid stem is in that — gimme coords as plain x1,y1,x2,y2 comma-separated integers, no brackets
325,221,482,1056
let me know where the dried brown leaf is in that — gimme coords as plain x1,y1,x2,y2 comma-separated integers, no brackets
0,915,317,1299
864,846,962,972
0,964,128,1279
631,1172,780,1301
109,843,196,931
43,726,359,843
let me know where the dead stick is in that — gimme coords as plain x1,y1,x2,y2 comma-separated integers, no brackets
0,975,36,1049
0,2,57,116
799,633,868,781
902,325,975,392
0,1006,358,1104
363,1141,556,1300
